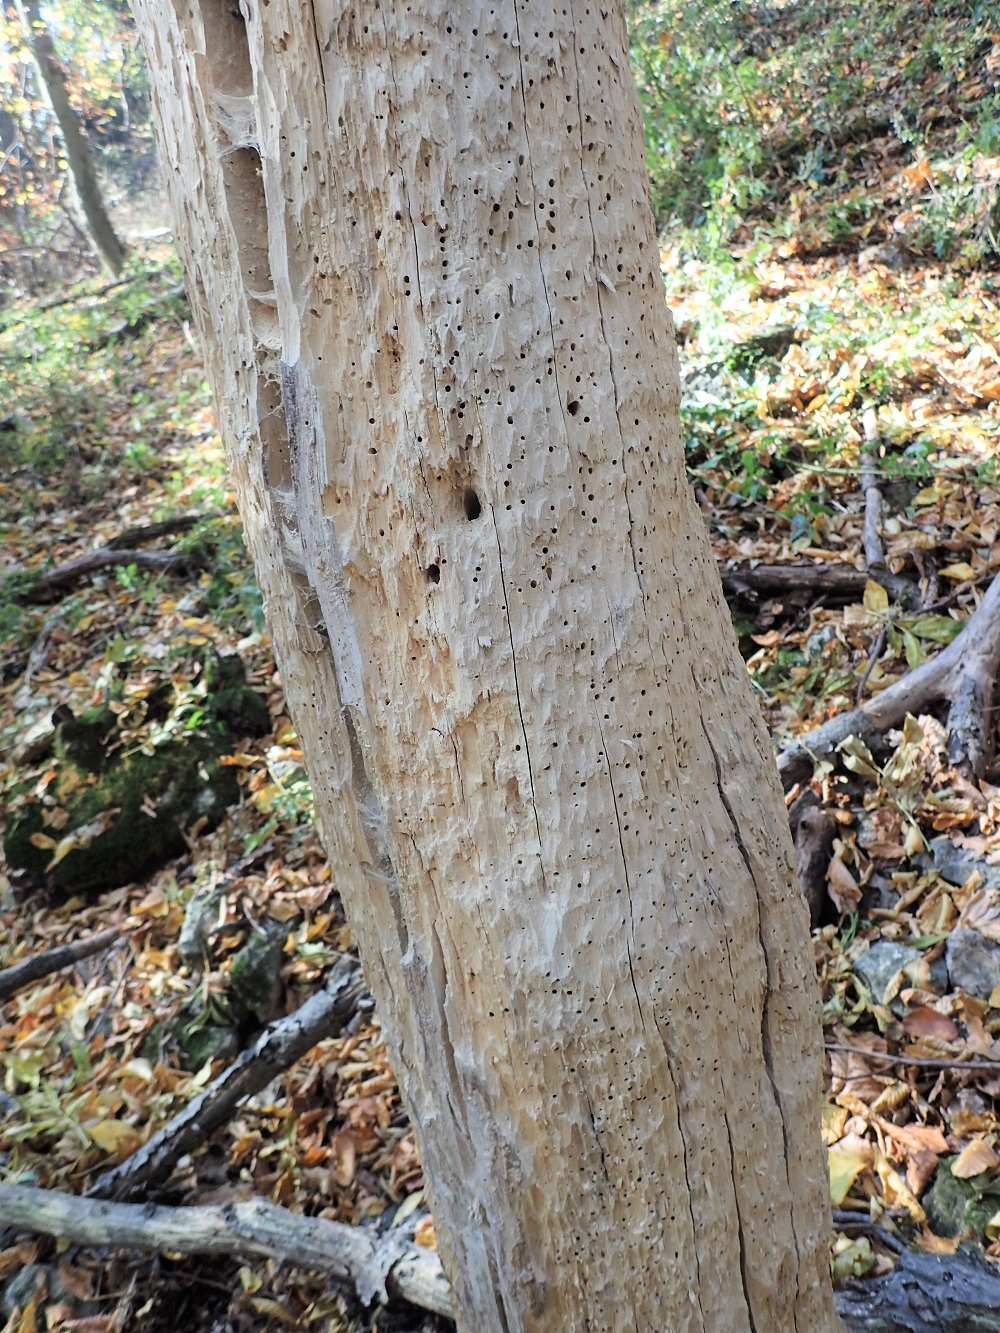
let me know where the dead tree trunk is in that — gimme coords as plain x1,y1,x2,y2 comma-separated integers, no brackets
130,2,842,1330
15,0,126,276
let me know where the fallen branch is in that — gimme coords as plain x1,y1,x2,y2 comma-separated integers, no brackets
834,1243,1000,1332
0,1185,453,1320
15,514,210,603
3,1180,998,1331
18,548,193,602
0,927,120,1003
721,561,869,603
778,571,1000,789
105,514,206,550
89,957,366,1201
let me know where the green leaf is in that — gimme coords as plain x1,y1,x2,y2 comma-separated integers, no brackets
902,627,924,668
905,615,963,644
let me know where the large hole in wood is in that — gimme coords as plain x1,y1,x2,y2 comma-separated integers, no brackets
464,488,482,521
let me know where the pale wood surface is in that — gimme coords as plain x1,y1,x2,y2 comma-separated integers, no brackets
130,1,842,1328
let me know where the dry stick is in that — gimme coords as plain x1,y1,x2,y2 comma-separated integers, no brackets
105,514,206,550
721,561,869,603
855,625,888,707
860,408,918,609
22,548,193,602
777,569,1000,789
824,1041,1000,1073
0,1185,453,1320
88,957,366,1202
0,927,119,1003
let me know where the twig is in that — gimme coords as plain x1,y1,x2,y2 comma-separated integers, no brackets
88,958,366,1201
825,1041,1000,1073
0,927,120,1003
831,1210,906,1255
855,625,888,707
105,514,207,550
0,1185,453,1319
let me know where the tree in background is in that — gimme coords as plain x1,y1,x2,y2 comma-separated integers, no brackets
131,1,842,1329
0,0,152,292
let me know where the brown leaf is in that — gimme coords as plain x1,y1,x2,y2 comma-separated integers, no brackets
330,1131,357,1188
907,1148,940,1198
827,853,862,914
901,1008,959,1042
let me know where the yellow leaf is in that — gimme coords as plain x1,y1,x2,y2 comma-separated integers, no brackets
939,562,976,582
28,832,56,851
829,1147,866,1205
414,1215,437,1249
87,1119,141,1154
863,579,889,613
822,1102,850,1146
904,822,926,857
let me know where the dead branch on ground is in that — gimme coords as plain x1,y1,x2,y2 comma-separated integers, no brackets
778,571,1000,789
0,926,120,1002
0,1185,453,1319
89,957,366,1201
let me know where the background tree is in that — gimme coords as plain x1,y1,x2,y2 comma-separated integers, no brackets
0,0,154,294
11,0,124,274
130,1,842,1329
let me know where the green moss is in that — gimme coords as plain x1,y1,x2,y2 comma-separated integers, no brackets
202,650,270,737
229,923,287,1023
925,1159,1000,1240
4,736,239,893
4,649,270,895
53,705,116,774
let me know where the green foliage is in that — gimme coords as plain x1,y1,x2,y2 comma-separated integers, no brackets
628,0,1000,262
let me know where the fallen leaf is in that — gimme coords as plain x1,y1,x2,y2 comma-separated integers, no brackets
827,852,862,914
906,1148,940,1198
951,1138,999,1178
901,1008,959,1042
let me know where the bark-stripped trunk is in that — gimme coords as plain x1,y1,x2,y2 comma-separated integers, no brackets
16,0,126,276
131,2,842,1329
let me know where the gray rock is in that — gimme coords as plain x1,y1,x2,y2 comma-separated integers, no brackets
2,1265,47,1320
853,941,921,1007
806,625,839,660
930,837,1000,892
946,928,1000,1000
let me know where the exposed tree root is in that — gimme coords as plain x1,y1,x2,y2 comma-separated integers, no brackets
778,572,1000,790
0,926,119,1003
89,958,366,1202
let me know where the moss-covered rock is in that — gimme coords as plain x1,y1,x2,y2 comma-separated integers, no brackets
4,735,239,892
229,923,287,1023
177,1020,240,1071
925,1159,1000,1240
203,650,271,737
3,650,269,894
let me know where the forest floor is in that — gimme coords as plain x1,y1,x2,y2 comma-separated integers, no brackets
3,1,1000,1329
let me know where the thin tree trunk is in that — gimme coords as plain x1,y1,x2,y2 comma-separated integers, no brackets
15,0,126,276
131,2,842,1330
